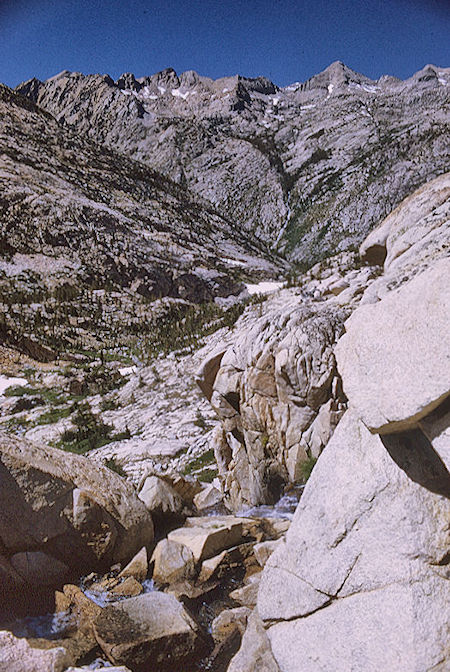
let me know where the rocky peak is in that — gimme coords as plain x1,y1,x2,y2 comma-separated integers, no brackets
14,76,42,101
238,75,278,95
180,69,201,88
407,63,444,88
116,72,142,91
152,66,180,89
299,59,373,93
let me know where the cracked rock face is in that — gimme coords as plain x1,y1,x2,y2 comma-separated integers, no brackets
16,62,450,267
227,175,450,670
200,298,350,510
196,249,382,510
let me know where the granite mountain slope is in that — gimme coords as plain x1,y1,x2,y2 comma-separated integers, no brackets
18,62,450,266
0,84,282,357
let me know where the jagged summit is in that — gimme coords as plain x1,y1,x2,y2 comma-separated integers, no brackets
14,61,449,268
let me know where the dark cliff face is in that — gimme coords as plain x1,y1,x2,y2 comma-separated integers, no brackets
16,63,450,266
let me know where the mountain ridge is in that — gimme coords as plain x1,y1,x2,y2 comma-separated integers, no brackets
16,61,450,266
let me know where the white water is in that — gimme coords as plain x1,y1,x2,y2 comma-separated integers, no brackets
239,486,304,520
8,610,73,639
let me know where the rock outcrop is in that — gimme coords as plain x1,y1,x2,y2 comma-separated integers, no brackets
229,175,450,670
0,432,154,597
0,631,71,672
197,262,372,509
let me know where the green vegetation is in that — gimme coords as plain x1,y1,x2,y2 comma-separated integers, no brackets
193,410,210,430
198,468,218,483
56,400,132,454
299,456,318,483
104,457,127,477
37,406,73,425
4,386,35,397
5,385,65,404
100,397,120,412
183,448,216,476
58,401,114,453
140,301,247,361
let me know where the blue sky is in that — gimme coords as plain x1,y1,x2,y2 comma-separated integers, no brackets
0,0,449,88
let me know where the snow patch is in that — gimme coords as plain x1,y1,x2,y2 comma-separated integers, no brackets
362,84,378,93
327,83,334,95
171,89,189,100
438,78,447,86
157,86,166,94
224,258,247,267
0,376,27,395
119,366,137,377
245,281,284,295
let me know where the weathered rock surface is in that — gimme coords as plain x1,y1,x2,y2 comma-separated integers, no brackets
0,631,71,672
211,606,251,643
118,547,148,582
92,592,207,672
193,483,223,510
198,290,351,509
167,516,245,561
336,257,450,433
0,432,154,584
227,611,280,672
231,177,450,671
151,538,196,585
138,475,184,518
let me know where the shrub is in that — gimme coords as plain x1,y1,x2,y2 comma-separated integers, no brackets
59,401,113,453
104,457,126,477
299,456,317,483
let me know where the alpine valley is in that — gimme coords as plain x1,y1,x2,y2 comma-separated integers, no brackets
0,62,449,672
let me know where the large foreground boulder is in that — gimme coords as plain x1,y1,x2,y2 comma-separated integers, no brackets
0,433,154,591
92,592,208,671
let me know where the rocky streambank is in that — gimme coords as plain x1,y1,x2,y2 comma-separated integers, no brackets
0,433,296,671
0,159,449,668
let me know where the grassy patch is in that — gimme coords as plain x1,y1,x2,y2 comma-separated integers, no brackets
58,401,113,453
37,406,73,425
139,299,254,361
4,386,38,397
299,456,317,483
198,468,218,483
104,457,127,477
183,448,215,476
5,385,66,405
57,401,131,454
100,397,120,412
